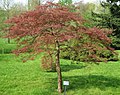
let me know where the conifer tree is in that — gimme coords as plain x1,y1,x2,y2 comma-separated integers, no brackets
92,0,120,49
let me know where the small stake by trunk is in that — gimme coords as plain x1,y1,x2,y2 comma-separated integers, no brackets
55,41,63,93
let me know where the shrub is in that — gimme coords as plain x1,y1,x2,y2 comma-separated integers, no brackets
41,53,56,72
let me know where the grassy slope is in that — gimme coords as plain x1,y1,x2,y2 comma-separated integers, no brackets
0,53,120,95
0,38,120,95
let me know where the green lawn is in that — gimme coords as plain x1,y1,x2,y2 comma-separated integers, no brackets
0,38,16,54
0,53,120,95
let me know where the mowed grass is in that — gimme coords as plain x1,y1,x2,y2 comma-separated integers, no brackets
0,38,16,54
0,52,120,95
0,54,58,95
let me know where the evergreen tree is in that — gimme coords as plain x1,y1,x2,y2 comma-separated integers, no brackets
92,0,120,49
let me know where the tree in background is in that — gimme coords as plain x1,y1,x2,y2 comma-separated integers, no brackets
28,0,40,10
75,2,96,28
92,0,120,49
5,2,114,93
0,0,13,43
0,1,27,44
59,0,72,6
10,3,27,16
0,9,6,31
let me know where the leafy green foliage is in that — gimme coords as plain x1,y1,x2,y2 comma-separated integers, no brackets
61,33,118,62
59,0,72,6
0,9,7,31
92,0,120,49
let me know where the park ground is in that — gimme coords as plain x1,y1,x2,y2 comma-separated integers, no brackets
0,39,120,95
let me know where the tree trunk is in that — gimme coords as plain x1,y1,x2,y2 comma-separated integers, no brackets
8,38,10,43
55,41,62,93
7,11,10,44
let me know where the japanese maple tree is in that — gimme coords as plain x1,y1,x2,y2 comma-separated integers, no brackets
5,2,113,93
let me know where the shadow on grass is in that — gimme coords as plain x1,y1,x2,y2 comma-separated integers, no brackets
51,75,120,91
60,64,86,72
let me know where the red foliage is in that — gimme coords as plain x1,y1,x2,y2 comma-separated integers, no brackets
5,2,112,59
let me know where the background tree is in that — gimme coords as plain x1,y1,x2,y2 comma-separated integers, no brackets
0,8,6,32
59,0,72,6
10,3,27,16
5,2,114,93
92,0,120,49
75,2,96,28
0,1,27,44
0,0,14,43
28,0,40,10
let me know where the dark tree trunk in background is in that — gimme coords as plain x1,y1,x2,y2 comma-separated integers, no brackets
8,38,10,43
7,11,10,44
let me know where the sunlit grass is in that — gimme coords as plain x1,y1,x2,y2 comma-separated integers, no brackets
0,53,120,95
